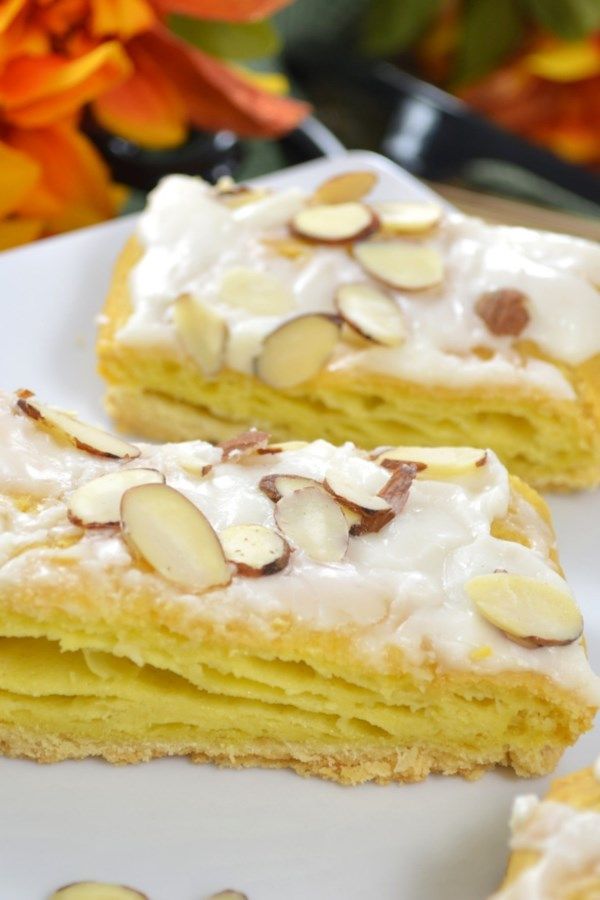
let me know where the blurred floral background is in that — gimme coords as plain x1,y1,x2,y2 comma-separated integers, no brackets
1,0,598,251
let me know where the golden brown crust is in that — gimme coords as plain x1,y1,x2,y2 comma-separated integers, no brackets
97,237,600,491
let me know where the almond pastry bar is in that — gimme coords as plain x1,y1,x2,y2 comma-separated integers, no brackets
490,761,600,898
98,167,600,490
0,390,597,784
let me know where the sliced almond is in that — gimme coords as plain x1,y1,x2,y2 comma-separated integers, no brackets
311,171,378,205
354,241,443,290
475,288,530,336
262,236,312,260
219,430,270,461
336,282,406,346
68,468,165,528
220,524,290,576
255,314,341,389
374,201,442,235
378,462,417,516
216,181,268,209
340,503,363,534
257,441,310,455
290,202,378,244
120,483,231,592
173,293,227,377
16,396,140,460
208,893,248,900
375,446,487,478
219,267,293,315
50,884,148,900
466,573,583,648
259,473,321,503
324,460,394,534
275,485,349,563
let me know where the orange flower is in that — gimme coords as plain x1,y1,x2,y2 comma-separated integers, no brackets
0,0,308,250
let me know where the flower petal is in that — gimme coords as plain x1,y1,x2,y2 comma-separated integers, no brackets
0,218,44,252
0,140,40,218
0,41,132,127
8,124,120,232
153,0,292,22
0,0,26,33
111,27,309,140
89,0,156,40
93,38,188,148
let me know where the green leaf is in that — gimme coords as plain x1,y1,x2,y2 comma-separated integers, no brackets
525,0,600,39
454,0,524,84
169,15,281,59
363,0,442,57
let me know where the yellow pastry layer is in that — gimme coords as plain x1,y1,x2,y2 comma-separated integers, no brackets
98,238,600,491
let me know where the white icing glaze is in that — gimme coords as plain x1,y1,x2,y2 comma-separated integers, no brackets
491,798,600,899
119,174,600,399
0,393,598,703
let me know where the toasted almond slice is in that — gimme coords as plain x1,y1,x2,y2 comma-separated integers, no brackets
274,485,348,563
354,241,443,290
475,288,530,336
220,524,290,576
255,314,341,389
375,446,487,478
466,573,583,648
336,282,406,346
173,293,227,377
311,171,378,205
219,267,293,315
68,468,165,528
216,181,269,209
16,396,140,460
290,202,378,244
219,430,270,461
378,462,417,516
262,236,312,260
374,201,442,235
120,484,231,592
340,503,363,534
50,884,148,900
208,892,248,900
259,473,321,502
324,459,394,534
257,440,310,455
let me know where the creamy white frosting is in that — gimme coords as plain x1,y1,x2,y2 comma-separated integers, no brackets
0,393,597,703
492,796,600,899
118,174,600,399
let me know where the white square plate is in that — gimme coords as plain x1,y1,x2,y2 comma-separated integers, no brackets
0,151,597,900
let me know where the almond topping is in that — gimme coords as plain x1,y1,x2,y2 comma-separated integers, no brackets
68,468,165,528
255,314,341,389
374,201,442,235
219,430,270,461
257,441,310,455
259,473,321,503
466,573,583,648
261,236,312,260
378,462,417,516
290,202,379,244
336,282,406,346
173,293,227,377
475,288,530,336
354,241,443,290
50,884,148,900
216,182,268,209
219,267,293,315
375,446,487,478
311,170,378,205
208,893,248,900
120,484,231,592
16,396,140,460
220,524,290,577
324,458,394,535
274,486,349,563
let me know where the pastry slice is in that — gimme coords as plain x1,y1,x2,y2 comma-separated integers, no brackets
97,166,600,490
0,390,597,784
490,762,600,898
